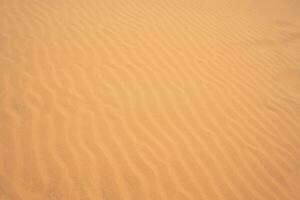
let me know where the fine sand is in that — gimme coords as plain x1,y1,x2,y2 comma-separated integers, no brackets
1,0,300,199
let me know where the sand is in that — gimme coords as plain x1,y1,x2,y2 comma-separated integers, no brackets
1,0,300,199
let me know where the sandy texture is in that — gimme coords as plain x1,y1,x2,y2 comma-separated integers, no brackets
1,0,300,199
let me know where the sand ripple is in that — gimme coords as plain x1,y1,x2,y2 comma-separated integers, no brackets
1,0,300,199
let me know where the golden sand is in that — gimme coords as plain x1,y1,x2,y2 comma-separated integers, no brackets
1,0,300,199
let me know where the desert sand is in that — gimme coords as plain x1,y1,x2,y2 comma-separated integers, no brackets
1,0,300,199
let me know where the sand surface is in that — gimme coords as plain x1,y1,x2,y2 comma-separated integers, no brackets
1,0,300,199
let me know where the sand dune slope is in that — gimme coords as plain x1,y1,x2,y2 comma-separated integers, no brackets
1,0,300,199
